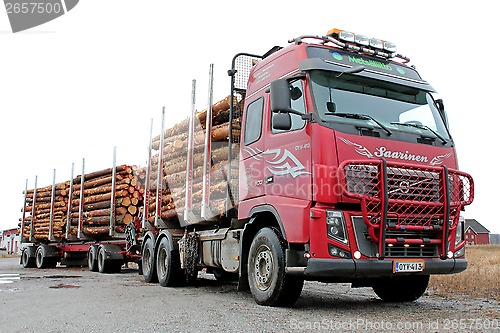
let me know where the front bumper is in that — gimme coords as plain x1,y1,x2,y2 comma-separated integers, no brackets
303,258,467,278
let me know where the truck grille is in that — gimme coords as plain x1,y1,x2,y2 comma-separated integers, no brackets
385,244,438,258
341,160,473,258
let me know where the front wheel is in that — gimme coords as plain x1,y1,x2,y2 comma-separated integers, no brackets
248,228,304,307
372,275,429,302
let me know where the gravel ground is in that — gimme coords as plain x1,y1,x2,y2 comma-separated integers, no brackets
1,257,498,333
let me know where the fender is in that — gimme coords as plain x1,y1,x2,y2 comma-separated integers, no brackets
142,230,157,250
155,229,176,251
99,243,125,261
247,204,286,240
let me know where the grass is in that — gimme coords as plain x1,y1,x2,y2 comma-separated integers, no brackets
0,252,20,258
429,245,500,300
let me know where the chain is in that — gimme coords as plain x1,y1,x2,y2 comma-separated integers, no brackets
182,231,199,278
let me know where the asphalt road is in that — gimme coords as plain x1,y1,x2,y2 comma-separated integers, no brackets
1,257,498,333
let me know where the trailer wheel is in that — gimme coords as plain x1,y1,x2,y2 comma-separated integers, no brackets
248,228,304,307
88,246,98,272
35,245,57,269
372,275,429,302
141,237,157,283
156,237,185,287
97,246,121,274
21,248,35,268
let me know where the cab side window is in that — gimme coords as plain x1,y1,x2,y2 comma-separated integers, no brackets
244,97,264,145
271,80,306,133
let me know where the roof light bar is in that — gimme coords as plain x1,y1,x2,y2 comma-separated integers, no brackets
326,27,398,57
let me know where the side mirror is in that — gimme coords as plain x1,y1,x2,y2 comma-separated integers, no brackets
272,112,292,131
435,99,449,128
270,79,293,113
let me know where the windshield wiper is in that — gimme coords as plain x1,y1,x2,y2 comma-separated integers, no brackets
328,112,392,136
390,122,447,144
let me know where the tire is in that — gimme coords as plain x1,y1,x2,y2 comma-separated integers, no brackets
372,275,430,302
21,248,35,268
156,237,185,287
247,228,304,307
141,237,157,283
97,246,121,273
88,246,98,272
35,245,57,269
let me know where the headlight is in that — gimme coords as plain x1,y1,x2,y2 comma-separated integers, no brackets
455,216,464,247
326,210,348,244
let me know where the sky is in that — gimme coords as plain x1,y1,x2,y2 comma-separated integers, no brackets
0,1,497,234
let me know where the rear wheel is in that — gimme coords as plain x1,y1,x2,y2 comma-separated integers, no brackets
141,237,157,283
248,228,304,307
21,248,35,268
35,245,57,269
372,275,429,302
88,246,98,272
156,237,185,287
97,246,121,273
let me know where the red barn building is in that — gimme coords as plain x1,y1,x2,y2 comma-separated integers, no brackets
465,219,490,245
0,228,21,254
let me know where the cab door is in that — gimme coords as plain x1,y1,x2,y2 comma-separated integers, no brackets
264,80,312,202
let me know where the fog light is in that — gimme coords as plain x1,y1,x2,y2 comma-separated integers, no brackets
328,244,351,259
447,251,454,259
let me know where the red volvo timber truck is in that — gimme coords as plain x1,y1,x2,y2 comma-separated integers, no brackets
138,27,474,306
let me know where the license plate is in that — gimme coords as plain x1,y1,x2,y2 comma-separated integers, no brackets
393,260,425,273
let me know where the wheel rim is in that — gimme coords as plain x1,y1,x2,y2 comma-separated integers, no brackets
98,250,104,269
254,244,273,291
22,251,28,265
36,249,43,267
158,248,167,277
143,247,152,274
88,249,94,268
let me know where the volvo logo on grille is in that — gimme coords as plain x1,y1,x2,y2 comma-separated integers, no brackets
399,181,410,194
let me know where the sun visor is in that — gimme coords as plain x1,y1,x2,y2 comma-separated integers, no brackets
299,57,435,92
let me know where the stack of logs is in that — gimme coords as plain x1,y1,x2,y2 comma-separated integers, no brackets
21,164,144,240
22,182,69,240
140,95,242,225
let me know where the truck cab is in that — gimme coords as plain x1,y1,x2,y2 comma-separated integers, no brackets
237,29,473,305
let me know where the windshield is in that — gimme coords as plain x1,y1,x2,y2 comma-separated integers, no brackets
309,70,451,140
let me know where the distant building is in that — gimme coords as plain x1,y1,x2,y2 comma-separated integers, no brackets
490,234,500,245
465,219,490,245
0,228,21,254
